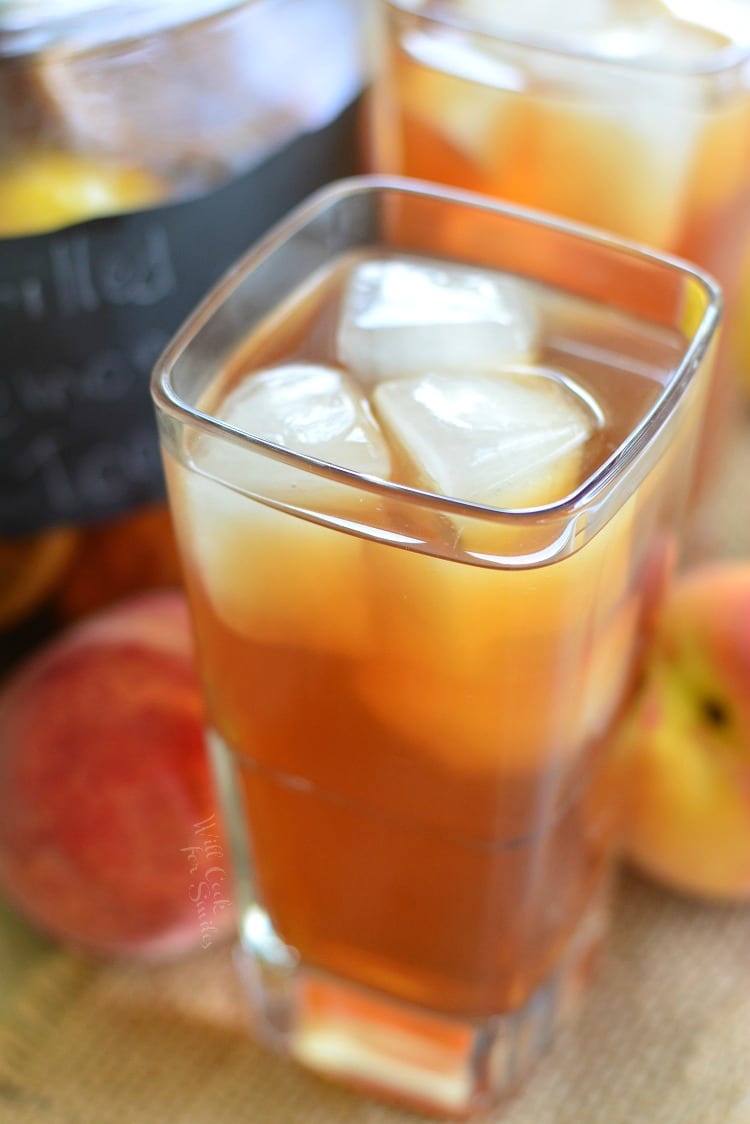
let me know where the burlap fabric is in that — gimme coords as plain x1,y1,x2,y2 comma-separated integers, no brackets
0,873,748,1124
1,410,749,1124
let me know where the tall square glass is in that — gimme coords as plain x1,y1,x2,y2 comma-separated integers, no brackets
370,1,749,486
151,177,720,1118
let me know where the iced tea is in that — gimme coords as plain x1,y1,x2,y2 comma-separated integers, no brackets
153,180,718,1117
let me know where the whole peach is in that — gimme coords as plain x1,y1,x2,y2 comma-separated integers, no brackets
615,563,750,900
0,591,234,956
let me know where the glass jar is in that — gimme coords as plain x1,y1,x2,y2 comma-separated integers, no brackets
0,0,364,667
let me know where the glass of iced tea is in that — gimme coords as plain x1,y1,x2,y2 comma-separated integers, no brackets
370,0,750,484
151,177,719,1117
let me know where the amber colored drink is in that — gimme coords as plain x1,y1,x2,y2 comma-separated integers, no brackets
174,257,677,1011
153,179,718,1117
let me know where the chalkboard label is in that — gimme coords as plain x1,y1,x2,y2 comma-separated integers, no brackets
0,98,360,537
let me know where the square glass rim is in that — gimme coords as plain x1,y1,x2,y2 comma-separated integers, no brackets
381,0,750,78
151,174,721,530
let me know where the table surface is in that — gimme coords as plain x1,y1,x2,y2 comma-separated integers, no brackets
0,899,51,1012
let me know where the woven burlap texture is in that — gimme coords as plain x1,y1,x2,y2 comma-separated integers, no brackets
0,875,749,1124
1,409,749,1124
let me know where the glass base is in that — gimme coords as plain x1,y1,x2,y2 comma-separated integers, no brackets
233,894,608,1119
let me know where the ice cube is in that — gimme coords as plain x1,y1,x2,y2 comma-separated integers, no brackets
354,544,587,771
397,25,525,170
485,70,699,247
353,486,638,772
178,472,375,656
373,367,598,510
456,0,615,41
448,1,722,248
337,258,538,386
574,596,640,744
584,9,730,245
180,363,391,656
196,362,392,495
